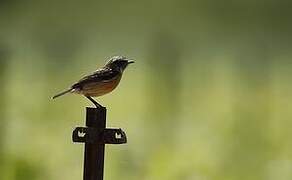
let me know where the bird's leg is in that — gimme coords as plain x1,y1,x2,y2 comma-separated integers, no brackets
85,96,102,108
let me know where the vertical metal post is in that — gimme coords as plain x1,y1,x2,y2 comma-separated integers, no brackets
83,107,106,180
72,106,127,180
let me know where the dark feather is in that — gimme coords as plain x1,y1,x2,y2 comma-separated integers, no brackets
71,67,120,90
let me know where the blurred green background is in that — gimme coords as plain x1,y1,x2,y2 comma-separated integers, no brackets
0,0,292,180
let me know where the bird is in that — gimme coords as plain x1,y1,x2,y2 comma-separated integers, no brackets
52,56,134,107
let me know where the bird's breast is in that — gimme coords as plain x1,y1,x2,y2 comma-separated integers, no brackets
76,75,122,97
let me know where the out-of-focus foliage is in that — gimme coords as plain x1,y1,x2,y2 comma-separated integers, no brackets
0,0,292,180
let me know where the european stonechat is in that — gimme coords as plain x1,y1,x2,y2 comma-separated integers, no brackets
52,56,134,107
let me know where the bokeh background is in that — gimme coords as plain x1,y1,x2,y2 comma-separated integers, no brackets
0,0,292,180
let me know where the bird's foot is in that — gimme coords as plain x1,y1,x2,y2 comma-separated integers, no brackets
85,96,102,108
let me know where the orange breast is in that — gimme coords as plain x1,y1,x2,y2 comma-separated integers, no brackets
78,76,122,97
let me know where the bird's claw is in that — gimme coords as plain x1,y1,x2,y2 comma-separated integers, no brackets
85,96,102,108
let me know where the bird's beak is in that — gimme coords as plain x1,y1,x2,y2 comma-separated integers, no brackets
127,60,135,64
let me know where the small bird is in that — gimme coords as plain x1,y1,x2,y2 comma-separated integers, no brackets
52,56,134,107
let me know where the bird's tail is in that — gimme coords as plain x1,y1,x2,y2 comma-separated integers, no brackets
52,88,73,99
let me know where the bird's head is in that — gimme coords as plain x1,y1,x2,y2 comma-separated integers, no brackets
105,56,134,72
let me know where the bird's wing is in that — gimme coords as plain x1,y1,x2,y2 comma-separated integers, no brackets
71,68,120,90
